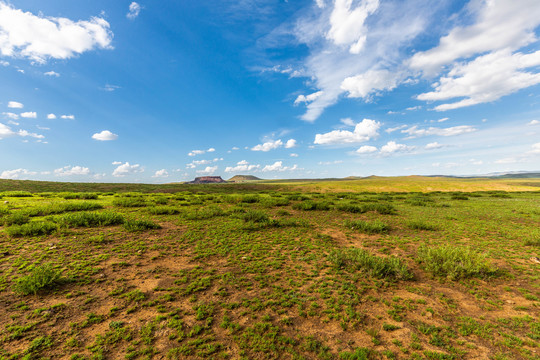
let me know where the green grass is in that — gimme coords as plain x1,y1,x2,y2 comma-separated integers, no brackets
14,264,64,295
2,212,30,226
6,221,58,237
57,211,125,227
123,219,162,232
112,197,148,207
61,192,99,200
292,201,332,211
417,245,498,280
328,248,412,280
407,220,438,231
344,219,391,234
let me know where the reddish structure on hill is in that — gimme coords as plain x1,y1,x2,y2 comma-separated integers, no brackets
188,176,226,184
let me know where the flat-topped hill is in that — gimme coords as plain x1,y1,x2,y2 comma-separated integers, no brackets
228,175,262,182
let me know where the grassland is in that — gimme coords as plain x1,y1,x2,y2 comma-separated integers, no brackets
0,178,539,359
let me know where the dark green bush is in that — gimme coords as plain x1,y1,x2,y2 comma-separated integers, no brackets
123,219,162,232
292,201,331,211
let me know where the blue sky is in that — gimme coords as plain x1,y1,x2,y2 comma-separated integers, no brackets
0,0,539,182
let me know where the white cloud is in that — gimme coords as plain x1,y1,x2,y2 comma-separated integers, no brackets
0,2,113,63
47,113,56,119
20,111,36,118
152,169,169,178
186,158,222,169
286,0,433,121
401,125,476,138
314,118,380,145
61,115,75,119
0,168,36,179
112,161,122,165
225,160,261,173
417,50,540,111
294,91,323,105
529,142,540,155
7,101,23,108
188,148,215,156
112,162,143,177
17,129,44,139
437,117,449,123
409,0,540,75
290,153,299,157
318,160,343,165
101,84,121,92
127,2,142,20
425,142,444,150
380,141,415,155
7,120,18,125
2,112,18,120
385,124,407,133
285,139,297,148
36,125,49,130
356,145,377,154
44,70,59,77
1,123,15,138
54,165,90,176
341,69,400,99
527,120,539,126
196,166,218,175
326,0,379,54
92,130,118,141
0,60,8,66
340,118,355,126
261,161,298,172
252,139,283,151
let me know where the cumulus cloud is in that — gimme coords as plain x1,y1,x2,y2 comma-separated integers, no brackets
127,2,142,20
356,145,377,154
294,91,323,105
17,129,44,139
401,125,476,139
112,162,143,177
380,141,415,155
2,112,18,120
252,139,283,151
314,118,380,145
417,50,540,111
326,0,379,54
261,161,298,172
54,165,90,176
225,160,261,173
196,166,218,175
409,0,540,75
341,69,400,99
188,148,215,156
0,168,36,179
20,111,36,118
44,70,59,77
425,142,444,150
152,169,169,178
285,139,297,148
60,115,75,120
0,2,113,63
92,130,118,141
47,113,56,119
0,122,44,140
7,101,23,108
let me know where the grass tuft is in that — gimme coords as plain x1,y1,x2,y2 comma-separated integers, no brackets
14,264,63,295
407,220,438,231
417,245,497,280
292,201,332,211
6,221,57,237
112,197,148,207
329,248,412,280
344,219,390,234
123,219,162,232
58,211,125,227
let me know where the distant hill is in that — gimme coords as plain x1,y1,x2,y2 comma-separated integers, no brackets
188,176,226,184
228,175,262,182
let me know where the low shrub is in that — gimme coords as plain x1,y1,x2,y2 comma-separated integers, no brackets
344,220,390,234
2,212,30,226
22,202,103,217
58,212,125,227
6,222,57,237
147,206,180,215
112,197,148,208
182,206,227,220
242,210,269,223
292,201,332,211
0,191,33,197
61,192,99,200
328,248,412,280
14,264,63,295
123,219,162,232
417,245,497,280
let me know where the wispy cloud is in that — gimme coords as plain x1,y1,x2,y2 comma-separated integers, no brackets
127,2,142,20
